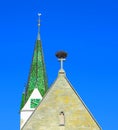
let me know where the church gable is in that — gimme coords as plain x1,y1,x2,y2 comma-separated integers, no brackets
20,88,42,129
21,88,42,111
22,71,101,130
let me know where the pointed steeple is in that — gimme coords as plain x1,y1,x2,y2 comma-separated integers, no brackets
20,14,48,109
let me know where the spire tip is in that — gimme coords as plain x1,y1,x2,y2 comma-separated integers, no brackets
37,13,41,40
38,13,41,27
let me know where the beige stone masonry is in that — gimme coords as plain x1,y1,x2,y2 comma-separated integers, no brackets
22,70,101,130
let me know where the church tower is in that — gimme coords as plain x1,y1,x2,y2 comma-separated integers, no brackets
20,14,101,130
20,14,48,129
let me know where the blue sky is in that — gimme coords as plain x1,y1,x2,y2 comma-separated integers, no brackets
0,0,118,129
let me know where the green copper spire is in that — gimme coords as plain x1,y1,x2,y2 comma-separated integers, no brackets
20,14,48,109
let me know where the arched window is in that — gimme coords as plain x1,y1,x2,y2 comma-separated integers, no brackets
59,111,65,126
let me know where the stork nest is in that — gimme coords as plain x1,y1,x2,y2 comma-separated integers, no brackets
55,51,67,59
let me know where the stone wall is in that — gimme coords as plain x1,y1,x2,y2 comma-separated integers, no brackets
22,72,101,130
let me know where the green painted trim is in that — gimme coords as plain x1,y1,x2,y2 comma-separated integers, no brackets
20,93,25,110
